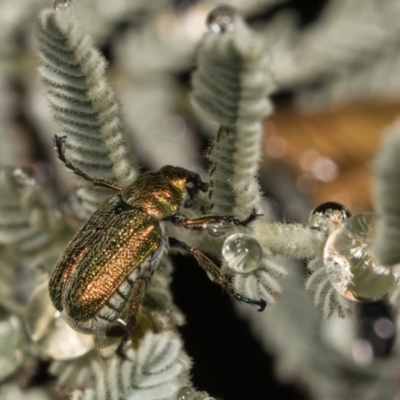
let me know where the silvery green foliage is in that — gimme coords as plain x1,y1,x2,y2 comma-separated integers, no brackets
241,268,400,400
117,77,202,171
49,351,102,393
175,386,216,400
115,10,197,75
222,249,287,307
35,6,138,217
252,219,354,316
0,385,53,400
373,121,400,267
70,331,191,400
305,258,353,319
191,7,273,217
190,8,288,305
270,0,400,109
0,167,63,253
256,222,324,259
144,257,185,328
297,218,354,318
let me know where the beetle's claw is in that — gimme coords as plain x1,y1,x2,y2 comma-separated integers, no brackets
233,292,267,311
238,208,264,227
257,299,267,312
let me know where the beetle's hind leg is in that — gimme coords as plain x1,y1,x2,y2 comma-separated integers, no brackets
114,277,147,359
168,237,266,312
54,135,122,192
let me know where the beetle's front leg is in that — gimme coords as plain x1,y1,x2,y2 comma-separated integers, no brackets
168,238,266,311
168,208,262,234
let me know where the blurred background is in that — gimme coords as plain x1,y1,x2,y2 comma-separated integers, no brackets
2,0,400,399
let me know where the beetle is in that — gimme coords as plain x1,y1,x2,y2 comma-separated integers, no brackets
49,135,266,354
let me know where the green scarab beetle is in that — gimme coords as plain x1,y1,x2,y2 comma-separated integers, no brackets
49,136,265,354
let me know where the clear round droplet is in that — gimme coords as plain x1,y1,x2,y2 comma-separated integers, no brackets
194,392,215,400
0,308,24,382
206,222,232,237
26,280,94,360
53,0,70,10
222,234,262,273
206,6,235,34
178,387,195,400
323,213,397,301
308,201,351,231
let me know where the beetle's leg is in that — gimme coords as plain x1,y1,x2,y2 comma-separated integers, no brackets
115,277,147,359
167,208,262,231
54,135,123,192
168,237,266,312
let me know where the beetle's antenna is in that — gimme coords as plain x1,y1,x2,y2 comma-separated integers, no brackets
54,135,123,192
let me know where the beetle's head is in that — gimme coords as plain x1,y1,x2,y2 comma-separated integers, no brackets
160,165,208,208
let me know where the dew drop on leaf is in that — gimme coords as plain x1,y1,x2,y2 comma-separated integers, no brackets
308,201,350,231
323,213,397,301
53,0,70,10
178,387,195,400
222,233,262,273
206,6,235,34
206,222,231,237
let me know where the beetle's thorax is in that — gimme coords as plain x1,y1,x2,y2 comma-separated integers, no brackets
121,170,186,219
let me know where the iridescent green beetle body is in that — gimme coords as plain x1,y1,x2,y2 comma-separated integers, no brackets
49,136,266,349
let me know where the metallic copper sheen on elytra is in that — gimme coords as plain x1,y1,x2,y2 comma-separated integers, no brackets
49,166,203,333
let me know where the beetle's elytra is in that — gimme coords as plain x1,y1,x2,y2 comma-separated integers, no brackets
49,136,266,353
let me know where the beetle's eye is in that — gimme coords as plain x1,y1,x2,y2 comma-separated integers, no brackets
114,198,131,214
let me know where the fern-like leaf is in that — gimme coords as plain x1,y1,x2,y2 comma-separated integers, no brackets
372,121,400,267
0,167,64,254
192,7,274,217
224,252,287,307
35,6,137,217
49,351,103,393
256,222,325,259
70,331,190,400
305,258,354,318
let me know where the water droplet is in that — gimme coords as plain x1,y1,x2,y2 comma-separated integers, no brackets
206,6,235,34
53,0,70,10
194,392,215,400
26,280,94,360
0,308,24,382
207,222,231,237
308,201,350,230
178,387,195,400
323,213,397,301
222,234,262,273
